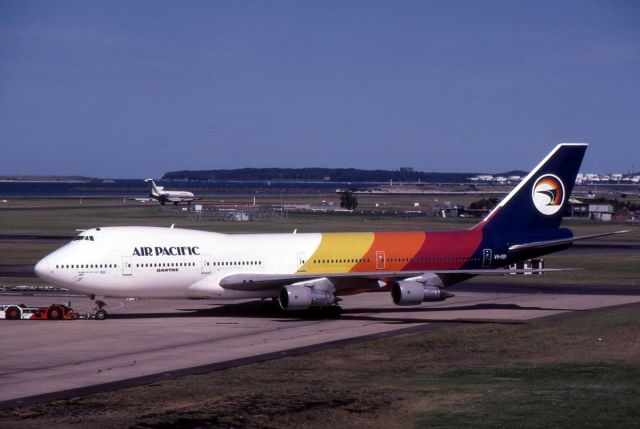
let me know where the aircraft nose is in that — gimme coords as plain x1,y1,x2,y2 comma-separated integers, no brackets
34,257,50,279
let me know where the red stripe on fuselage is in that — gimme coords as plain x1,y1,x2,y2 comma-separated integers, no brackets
406,230,483,270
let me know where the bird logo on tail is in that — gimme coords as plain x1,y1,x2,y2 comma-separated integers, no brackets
532,174,565,215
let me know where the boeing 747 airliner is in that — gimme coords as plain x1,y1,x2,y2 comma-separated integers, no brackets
35,144,624,319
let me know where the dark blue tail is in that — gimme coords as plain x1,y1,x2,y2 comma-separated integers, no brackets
473,143,587,241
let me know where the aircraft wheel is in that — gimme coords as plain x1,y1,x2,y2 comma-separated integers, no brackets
95,309,108,320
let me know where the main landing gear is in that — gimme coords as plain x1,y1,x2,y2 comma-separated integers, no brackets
262,298,343,319
89,295,108,320
315,305,343,319
295,304,343,319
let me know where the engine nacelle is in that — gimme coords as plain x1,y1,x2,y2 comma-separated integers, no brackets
391,281,454,306
279,284,336,311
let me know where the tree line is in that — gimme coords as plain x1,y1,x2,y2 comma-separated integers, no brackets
162,168,527,183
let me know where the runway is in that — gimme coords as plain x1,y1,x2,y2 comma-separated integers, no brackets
1,282,640,409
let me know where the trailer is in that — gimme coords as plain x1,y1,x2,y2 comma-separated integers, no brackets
0,304,79,320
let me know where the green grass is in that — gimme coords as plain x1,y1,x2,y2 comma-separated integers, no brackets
1,197,638,237
417,365,640,428
548,253,640,285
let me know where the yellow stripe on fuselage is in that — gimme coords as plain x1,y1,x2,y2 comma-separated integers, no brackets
298,232,374,274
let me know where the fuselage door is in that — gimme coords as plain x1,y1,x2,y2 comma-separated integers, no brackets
201,255,211,274
122,256,133,276
482,249,492,268
296,252,306,272
376,251,386,270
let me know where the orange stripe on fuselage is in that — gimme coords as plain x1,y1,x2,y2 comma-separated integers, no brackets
352,231,426,272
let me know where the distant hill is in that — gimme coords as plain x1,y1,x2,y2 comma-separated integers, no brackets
161,168,528,183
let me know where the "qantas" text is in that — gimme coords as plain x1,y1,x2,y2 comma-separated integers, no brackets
132,246,200,257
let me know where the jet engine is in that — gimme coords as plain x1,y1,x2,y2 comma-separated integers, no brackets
279,281,337,311
391,274,454,306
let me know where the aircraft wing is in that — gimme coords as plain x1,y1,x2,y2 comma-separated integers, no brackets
219,268,575,292
508,230,629,252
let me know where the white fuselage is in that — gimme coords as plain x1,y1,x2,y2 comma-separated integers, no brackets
145,179,196,203
155,189,195,202
35,226,320,299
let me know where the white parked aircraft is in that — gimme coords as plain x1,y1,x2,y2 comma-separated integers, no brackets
145,179,197,205
35,145,623,319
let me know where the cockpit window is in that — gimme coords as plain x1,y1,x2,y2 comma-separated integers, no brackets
73,236,94,241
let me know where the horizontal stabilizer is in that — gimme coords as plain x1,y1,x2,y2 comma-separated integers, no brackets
508,230,629,252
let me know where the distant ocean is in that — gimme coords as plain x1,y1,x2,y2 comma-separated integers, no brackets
0,179,369,198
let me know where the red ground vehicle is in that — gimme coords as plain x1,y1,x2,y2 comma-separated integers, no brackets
1,304,79,320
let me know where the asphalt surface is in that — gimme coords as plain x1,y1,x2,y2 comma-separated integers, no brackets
1,284,640,409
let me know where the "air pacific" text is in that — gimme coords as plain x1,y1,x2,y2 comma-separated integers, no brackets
132,246,200,257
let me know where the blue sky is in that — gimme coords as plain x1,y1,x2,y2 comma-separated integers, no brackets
1,0,639,178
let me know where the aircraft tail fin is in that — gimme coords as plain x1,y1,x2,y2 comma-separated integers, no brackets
473,143,587,235
144,178,163,196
